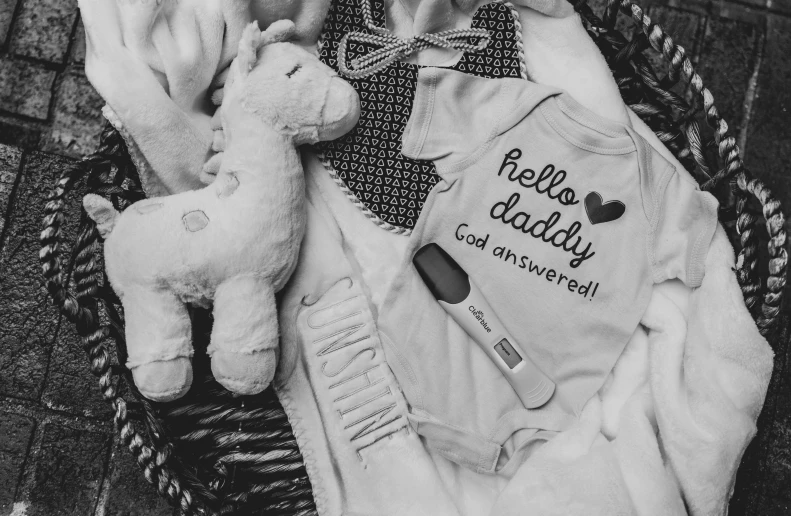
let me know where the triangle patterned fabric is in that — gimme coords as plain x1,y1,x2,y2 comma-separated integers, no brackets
315,0,525,231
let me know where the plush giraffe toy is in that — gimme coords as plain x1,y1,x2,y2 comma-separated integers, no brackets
82,20,360,402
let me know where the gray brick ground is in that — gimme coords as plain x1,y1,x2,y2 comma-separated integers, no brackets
41,320,112,419
0,151,76,401
697,16,762,139
0,58,56,120
0,0,17,46
647,5,704,71
41,72,104,157
0,413,35,514
774,0,791,15
9,0,79,64
744,15,791,228
97,441,173,516
70,19,85,65
731,326,791,514
766,416,791,502
0,144,22,234
0,117,42,150
26,422,111,516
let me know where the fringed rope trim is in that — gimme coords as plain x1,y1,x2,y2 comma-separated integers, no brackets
314,149,413,236
501,0,528,80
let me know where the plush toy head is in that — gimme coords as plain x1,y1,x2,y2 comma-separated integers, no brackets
82,19,360,402
222,19,360,145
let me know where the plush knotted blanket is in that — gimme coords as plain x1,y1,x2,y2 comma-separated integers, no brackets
78,0,774,514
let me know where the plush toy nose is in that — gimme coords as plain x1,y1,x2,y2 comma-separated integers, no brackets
317,77,361,141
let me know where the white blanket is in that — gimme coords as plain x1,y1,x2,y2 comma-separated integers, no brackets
78,0,774,514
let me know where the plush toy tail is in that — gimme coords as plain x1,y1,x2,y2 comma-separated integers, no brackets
83,194,120,238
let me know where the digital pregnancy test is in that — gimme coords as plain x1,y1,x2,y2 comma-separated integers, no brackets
413,243,555,409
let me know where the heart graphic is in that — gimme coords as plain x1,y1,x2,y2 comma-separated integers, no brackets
584,192,625,225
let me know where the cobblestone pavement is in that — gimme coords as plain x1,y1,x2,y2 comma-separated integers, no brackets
0,0,790,514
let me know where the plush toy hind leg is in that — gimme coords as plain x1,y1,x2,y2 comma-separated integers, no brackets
209,276,279,395
124,287,194,402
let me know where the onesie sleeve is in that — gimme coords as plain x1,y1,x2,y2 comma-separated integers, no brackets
401,67,529,168
650,165,719,288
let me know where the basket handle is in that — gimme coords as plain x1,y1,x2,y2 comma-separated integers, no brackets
39,125,212,516
598,0,788,336
735,171,788,334
39,160,97,332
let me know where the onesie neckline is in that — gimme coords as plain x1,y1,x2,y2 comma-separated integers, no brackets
538,93,636,156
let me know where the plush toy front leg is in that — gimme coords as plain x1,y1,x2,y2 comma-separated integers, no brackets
124,287,194,402
209,276,279,395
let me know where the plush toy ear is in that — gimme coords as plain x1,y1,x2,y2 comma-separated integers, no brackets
235,21,263,77
222,20,263,94
260,20,296,46
83,194,120,238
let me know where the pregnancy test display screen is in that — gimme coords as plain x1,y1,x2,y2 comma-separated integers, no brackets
494,338,523,369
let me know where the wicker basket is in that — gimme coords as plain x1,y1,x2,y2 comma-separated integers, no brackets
39,0,788,514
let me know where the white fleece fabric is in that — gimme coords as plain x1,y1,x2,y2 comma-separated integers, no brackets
78,0,334,196
79,0,775,514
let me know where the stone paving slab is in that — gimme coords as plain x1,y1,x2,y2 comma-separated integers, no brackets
41,71,104,157
772,0,791,14
97,441,174,516
731,321,791,514
744,14,791,229
0,144,22,235
25,422,110,516
41,318,113,419
648,5,705,66
9,0,79,64
70,19,85,65
0,413,35,514
0,151,76,402
0,0,17,45
0,58,56,120
0,117,42,150
696,14,762,138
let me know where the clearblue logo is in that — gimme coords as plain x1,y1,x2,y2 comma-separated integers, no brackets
469,306,492,333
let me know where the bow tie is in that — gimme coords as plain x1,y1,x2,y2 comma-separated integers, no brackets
336,0,491,79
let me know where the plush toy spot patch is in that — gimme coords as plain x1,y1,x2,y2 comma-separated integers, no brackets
135,202,164,214
183,210,210,232
218,174,240,198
